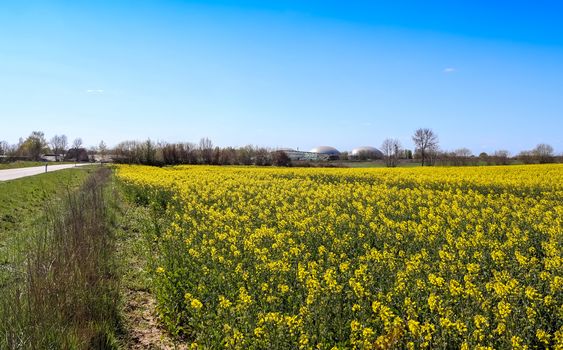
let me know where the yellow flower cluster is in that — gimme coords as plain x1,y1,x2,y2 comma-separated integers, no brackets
117,164,563,349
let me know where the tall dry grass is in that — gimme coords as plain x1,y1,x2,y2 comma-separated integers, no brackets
0,167,121,349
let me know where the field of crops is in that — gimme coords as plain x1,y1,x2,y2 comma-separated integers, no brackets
117,164,563,349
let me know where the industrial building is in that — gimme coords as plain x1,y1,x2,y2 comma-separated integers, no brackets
279,146,341,161
350,146,383,159
310,146,341,159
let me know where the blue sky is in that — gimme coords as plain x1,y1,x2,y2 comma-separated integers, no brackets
1,0,562,154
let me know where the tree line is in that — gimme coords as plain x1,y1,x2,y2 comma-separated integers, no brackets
1,129,560,167
112,138,291,166
0,132,291,166
377,128,560,167
0,131,89,162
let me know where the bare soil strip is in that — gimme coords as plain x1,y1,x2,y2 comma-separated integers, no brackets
123,289,187,350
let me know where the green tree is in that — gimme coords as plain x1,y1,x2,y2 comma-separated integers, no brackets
20,131,49,160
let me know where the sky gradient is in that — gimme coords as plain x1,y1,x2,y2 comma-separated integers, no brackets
1,0,562,154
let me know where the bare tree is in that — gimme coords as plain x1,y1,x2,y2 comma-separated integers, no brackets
68,138,84,162
199,137,214,164
143,139,157,165
454,148,472,158
492,150,510,165
272,150,291,167
454,148,473,166
412,128,439,166
0,140,8,156
254,147,272,166
219,147,237,165
50,135,68,161
518,150,535,164
98,140,108,163
381,138,401,167
532,143,555,164
72,138,83,150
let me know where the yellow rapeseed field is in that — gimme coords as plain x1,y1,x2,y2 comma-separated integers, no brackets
117,164,563,349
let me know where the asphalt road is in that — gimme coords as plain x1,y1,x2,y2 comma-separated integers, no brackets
0,164,91,182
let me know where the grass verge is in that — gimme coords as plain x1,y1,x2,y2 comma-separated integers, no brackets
0,167,121,349
0,168,91,282
0,161,75,170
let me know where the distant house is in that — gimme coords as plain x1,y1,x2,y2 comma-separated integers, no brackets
92,154,114,163
65,148,90,162
41,154,64,162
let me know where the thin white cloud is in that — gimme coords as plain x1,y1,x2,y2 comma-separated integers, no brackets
86,89,105,94
443,68,457,74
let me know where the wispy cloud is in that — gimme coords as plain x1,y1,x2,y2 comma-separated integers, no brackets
86,89,105,94
443,67,457,74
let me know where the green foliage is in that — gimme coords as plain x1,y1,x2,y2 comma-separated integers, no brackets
18,131,49,160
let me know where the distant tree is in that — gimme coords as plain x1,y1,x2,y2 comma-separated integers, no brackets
0,140,8,156
403,149,413,160
219,147,237,165
160,142,177,165
393,142,402,164
412,128,439,166
254,147,272,166
12,138,24,157
160,142,197,164
356,151,369,161
87,146,97,162
518,150,535,164
199,137,214,164
272,150,291,167
532,143,555,164
70,138,84,161
182,142,198,164
113,140,139,164
237,145,254,165
143,139,157,165
381,138,401,167
212,147,221,165
453,148,473,166
50,134,68,161
98,140,108,163
454,148,472,158
72,137,83,150
381,138,393,166
20,131,48,160
492,150,510,165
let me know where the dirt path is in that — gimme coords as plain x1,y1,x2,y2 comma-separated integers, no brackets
118,204,189,350
122,289,188,350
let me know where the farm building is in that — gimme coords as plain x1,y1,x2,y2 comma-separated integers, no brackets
41,154,64,162
65,148,90,162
